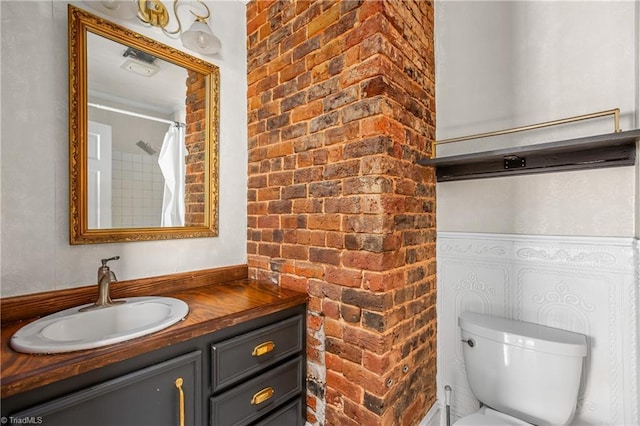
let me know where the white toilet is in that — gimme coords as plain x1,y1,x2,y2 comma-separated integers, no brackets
454,311,588,426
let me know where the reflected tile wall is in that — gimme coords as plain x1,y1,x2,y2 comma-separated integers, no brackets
112,151,164,228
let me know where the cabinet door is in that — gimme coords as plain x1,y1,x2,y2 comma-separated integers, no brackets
11,351,201,426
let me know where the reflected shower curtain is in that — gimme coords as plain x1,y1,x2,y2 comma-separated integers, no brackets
158,124,186,227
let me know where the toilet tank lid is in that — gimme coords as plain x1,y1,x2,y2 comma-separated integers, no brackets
459,312,587,357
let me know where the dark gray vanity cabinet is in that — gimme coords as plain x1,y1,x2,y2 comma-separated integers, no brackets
2,304,306,426
209,314,305,426
11,351,202,426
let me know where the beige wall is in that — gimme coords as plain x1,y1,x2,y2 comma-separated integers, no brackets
0,1,248,296
435,0,639,238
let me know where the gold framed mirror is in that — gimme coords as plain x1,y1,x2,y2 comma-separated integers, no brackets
68,5,219,244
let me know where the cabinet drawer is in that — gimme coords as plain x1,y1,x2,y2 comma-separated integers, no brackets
12,351,201,426
209,357,303,426
211,315,303,392
255,398,304,426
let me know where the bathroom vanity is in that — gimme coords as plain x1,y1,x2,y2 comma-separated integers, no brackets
1,269,307,426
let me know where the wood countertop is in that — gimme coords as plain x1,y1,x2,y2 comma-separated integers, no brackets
1,277,307,399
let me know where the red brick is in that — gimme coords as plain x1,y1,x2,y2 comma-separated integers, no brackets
309,230,326,246
282,244,308,260
307,312,323,332
308,213,341,231
308,294,322,312
356,0,384,23
340,303,362,323
280,60,306,83
325,352,343,373
247,1,437,424
325,121,360,145
306,38,342,70
360,115,404,140
309,247,341,266
256,187,280,201
324,317,343,338
280,273,308,293
326,231,344,249
341,358,388,396
326,370,364,404
323,298,341,319
342,325,391,356
362,270,405,292
247,9,267,35
344,397,383,425
258,242,280,257
268,50,292,75
295,261,324,279
362,350,393,375
308,3,341,37
339,56,384,88
291,101,323,123
325,404,360,426
325,265,362,288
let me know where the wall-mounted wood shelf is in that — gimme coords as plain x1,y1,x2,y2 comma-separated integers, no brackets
418,129,639,182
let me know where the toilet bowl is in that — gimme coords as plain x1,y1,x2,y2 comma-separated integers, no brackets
455,406,532,426
453,312,587,426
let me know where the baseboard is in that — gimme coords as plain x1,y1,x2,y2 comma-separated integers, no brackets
418,400,441,426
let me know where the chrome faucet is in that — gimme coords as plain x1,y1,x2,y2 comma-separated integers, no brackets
80,256,125,311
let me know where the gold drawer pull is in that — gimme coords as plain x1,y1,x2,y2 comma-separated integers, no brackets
252,340,275,357
251,386,275,405
175,377,185,426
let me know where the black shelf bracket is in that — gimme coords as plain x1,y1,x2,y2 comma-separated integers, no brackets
503,155,526,170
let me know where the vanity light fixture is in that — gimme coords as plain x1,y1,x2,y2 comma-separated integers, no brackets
179,13,221,55
138,0,222,55
84,0,221,55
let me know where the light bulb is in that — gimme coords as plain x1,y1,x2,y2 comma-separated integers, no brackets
103,0,119,10
197,33,208,49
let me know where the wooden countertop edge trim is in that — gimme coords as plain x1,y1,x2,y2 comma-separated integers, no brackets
1,264,248,324
1,285,308,399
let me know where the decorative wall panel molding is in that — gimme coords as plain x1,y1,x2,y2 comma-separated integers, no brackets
437,232,639,426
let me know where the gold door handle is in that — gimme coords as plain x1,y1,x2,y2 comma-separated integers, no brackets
251,387,274,405
175,377,185,426
252,341,275,357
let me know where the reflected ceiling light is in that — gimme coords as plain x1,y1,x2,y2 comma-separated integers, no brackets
84,0,221,56
121,58,160,77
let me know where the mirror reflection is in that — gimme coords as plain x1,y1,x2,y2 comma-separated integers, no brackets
69,5,219,244
87,33,192,229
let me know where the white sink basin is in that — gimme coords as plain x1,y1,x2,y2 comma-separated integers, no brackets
11,296,189,354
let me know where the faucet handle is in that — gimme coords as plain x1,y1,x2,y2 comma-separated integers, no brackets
101,256,120,267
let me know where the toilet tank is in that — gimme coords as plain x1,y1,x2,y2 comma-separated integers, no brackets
459,312,587,426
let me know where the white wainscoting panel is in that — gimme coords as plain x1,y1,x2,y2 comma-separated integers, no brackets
437,233,639,426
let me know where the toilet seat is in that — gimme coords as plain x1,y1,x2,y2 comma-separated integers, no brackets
454,407,533,426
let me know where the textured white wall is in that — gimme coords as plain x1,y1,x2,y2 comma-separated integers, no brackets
434,2,640,424
437,232,639,425
435,0,639,238
0,1,248,296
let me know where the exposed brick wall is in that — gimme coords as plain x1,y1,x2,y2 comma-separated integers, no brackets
184,70,207,226
247,1,436,425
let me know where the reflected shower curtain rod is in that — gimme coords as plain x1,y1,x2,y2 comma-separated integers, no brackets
88,102,184,127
